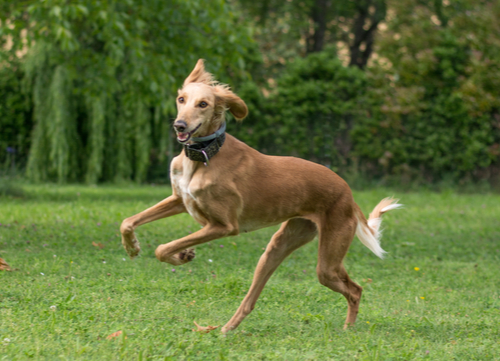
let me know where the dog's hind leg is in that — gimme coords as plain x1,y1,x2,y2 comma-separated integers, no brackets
221,218,317,333
316,209,362,329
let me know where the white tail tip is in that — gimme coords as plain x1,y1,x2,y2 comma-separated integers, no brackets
356,198,402,259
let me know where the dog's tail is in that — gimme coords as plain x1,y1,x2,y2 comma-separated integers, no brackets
354,197,402,259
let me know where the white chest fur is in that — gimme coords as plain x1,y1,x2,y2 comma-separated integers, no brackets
171,158,206,225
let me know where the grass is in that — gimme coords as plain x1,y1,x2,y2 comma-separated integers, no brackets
1,184,499,360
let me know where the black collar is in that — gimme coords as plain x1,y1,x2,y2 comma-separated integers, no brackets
183,123,226,166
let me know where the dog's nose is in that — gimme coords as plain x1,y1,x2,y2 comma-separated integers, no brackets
174,120,187,133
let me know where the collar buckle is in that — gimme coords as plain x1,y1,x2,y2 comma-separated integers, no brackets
201,150,210,166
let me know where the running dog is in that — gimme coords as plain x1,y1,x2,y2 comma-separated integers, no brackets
120,59,402,333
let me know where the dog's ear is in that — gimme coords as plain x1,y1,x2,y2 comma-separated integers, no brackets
183,59,214,87
214,85,248,121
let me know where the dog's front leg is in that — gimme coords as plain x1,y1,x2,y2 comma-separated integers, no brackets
120,195,186,259
155,223,237,265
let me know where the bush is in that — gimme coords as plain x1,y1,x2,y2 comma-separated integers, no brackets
0,177,25,198
230,51,369,171
352,30,500,183
0,64,33,173
230,44,500,186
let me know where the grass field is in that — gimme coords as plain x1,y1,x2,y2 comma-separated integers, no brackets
1,184,499,360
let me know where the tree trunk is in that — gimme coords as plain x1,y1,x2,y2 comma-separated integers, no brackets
349,0,386,69
307,0,330,53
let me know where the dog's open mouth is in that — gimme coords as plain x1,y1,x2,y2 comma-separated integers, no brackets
177,123,202,143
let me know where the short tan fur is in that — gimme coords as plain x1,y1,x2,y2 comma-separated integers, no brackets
120,59,402,333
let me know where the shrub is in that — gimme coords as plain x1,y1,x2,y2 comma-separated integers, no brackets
352,30,500,183
231,51,369,171
0,64,32,173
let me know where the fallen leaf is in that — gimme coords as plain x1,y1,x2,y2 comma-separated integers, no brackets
92,241,105,249
192,321,219,333
106,330,125,340
0,258,12,271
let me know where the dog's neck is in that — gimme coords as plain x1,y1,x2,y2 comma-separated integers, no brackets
183,122,226,166
203,121,224,139
191,122,226,143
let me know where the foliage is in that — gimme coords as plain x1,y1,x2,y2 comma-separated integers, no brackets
351,0,500,182
2,0,500,185
233,0,387,77
1,185,499,359
1,0,257,183
231,51,368,170
0,64,32,172
0,177,24,198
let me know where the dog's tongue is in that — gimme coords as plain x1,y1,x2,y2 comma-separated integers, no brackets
178,133,189,141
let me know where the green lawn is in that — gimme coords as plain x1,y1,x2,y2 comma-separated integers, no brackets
1,184,499,360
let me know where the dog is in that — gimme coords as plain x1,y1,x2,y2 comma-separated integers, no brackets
120,59,402,333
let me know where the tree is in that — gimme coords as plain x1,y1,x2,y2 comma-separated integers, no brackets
348,0,386,68
352,0,500,181
232,0,387,76
1,0,257,183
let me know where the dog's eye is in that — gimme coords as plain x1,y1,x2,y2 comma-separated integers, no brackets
178,97,184,103
199,101,208,108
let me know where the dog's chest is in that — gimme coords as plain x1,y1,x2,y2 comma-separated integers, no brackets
171,162,206,225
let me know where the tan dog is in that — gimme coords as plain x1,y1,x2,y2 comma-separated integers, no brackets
120,59,402,333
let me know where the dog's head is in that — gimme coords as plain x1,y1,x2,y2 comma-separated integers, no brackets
174,59,248,143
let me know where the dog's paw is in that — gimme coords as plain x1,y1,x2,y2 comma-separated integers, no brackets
155,246,195,265
122,238,141,259
178,248,195,263
221,325,234,334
